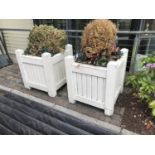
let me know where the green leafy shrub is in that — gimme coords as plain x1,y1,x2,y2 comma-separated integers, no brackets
76,19,122,67
149,100,155,116
25,25,67,56
126,55,155,116
140,55,155,67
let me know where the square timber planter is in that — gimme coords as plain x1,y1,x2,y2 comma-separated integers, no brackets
65,48,128,116
15,44,73,97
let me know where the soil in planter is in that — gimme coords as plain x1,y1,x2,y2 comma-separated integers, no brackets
118,87,155,135
24,48,61,57
75,49,122,67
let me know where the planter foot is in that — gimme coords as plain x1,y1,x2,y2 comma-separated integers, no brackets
104,109,114,116
25,85,31,90
48,92,57,97
69,99,76,104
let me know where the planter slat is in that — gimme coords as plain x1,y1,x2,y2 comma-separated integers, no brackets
86,75,92,100
77,73,82,96
81,74,87,97
73,72,78,96
92,76,98,101
65,48,128,116
97,77,104,102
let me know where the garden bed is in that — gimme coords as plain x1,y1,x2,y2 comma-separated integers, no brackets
119,87,155,135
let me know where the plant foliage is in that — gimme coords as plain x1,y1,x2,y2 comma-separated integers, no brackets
76,19,122,67
25,25,67,56
126,55,155,116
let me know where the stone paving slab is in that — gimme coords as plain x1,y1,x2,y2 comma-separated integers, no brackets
0,64,126,128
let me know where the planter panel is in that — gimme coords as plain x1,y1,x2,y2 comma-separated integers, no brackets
53,60,66,90
22,62,47,91
72,70,106,109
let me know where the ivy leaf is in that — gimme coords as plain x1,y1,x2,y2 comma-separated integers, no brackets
152,108,155,116
149,100,155,109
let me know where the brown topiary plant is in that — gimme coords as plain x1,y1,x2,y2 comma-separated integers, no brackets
76,19,120,67
81,19,117,58
25,25,67,56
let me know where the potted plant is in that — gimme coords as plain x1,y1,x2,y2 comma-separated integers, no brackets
65,20,128,116
15,25,73,97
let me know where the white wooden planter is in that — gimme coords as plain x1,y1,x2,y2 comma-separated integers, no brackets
65,48,128,116
15,44,73,97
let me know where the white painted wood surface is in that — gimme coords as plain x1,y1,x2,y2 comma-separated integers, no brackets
65,48,128,116
15,44,73,97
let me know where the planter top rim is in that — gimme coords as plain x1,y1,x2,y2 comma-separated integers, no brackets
21,51,64,58
73,52,125,69
73,62,108,70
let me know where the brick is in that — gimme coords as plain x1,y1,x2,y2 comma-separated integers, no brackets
95,120,121,134
120,107,125,115
110,119,121,127
112,114,122,122
97,114,106,121
121,129,138,135
114,107,121,115
104,116,112,123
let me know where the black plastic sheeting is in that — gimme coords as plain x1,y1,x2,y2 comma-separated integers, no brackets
0,92,118,135
0,55,10,68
